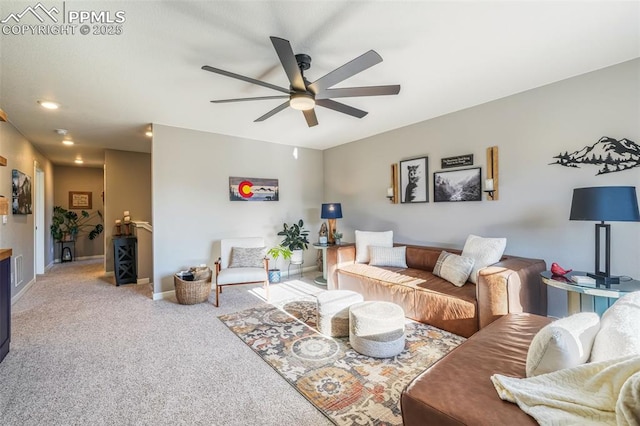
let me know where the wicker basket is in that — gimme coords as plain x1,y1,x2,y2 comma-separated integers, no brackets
174,267,212,305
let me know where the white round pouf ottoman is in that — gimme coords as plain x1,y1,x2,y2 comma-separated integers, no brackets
316,290,364,337
349,301,405,358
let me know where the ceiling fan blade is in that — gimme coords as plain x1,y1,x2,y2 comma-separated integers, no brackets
270,37,306,92
316,99,368,119
308,50,382,93
210,95,289,104
303,109,318,127
316,85,400,99
254,101,290,122
202,65,290,94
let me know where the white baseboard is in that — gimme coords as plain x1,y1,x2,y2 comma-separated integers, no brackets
76,255,104,261
45,262,55,272
153,289,176,301
54,255,104,263
11,278,36,305
137,277,150,285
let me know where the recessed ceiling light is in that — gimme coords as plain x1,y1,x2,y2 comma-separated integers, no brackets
62,140,74,146
74,159,83,164
145,131,153,137
38,100,60,110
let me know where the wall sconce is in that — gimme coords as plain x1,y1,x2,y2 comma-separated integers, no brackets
485,146,499,201
484,178,495,200
387,163,399,203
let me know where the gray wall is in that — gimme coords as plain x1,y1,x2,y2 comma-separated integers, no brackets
53,165,105,260
0,119,54,298
104,150,152,273
152,125,324,295
324,59,640,318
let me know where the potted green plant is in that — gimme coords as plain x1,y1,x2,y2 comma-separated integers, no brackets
333,231,343,245
51,206,104,242
267,246,292,283
277,219,310,264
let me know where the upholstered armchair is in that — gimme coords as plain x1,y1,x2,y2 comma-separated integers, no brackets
214,237,269,307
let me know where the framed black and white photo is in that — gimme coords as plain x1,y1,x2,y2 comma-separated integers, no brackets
12,169,32,214
433,167,482,202
400,157,428,203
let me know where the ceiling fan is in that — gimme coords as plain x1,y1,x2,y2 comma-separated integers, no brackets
202,36,400,127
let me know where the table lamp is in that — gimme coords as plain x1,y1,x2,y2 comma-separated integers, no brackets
569,186,640,284
321,203,343,244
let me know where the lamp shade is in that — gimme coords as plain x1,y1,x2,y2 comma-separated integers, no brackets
570,186,640,222
321,203,343,219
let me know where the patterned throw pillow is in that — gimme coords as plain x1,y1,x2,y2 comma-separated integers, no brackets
229,247,266,268
460,234,507,284
432,251,475,287
368,246,408,268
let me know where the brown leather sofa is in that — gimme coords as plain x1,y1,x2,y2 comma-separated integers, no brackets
401,313,553,425
326,244,547,337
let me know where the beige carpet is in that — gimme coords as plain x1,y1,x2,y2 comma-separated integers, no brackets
0,259,331,426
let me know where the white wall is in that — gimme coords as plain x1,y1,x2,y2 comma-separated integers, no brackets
152,125,323,294
324,59,640,317
0,120,54,297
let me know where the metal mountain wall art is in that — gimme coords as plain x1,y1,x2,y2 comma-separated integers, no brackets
550,136,640,175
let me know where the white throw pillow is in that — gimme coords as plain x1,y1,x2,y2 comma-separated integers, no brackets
355,230,393,263
368,246,407,268
526,312,600,377
228,246,266,268
432,251,475,287
590,291,640,362
461,234,507,284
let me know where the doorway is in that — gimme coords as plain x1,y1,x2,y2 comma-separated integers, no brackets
34,163,45,275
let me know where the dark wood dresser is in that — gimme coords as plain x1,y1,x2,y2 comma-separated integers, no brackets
0,249,12,363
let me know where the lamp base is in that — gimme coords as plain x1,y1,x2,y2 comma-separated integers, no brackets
586,272,620,286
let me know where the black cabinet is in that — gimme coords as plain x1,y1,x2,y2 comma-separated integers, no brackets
0,251,12,363
113,236,137,286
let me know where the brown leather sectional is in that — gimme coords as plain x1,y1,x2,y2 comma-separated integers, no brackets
325,243,547,337
401,313,553,425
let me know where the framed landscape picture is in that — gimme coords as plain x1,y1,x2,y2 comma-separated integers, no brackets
400,157,428,203
229,177,279,201
434,167,482,202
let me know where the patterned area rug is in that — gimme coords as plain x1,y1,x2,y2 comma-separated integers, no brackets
219,300,465,426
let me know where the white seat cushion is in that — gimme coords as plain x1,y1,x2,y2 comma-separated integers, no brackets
216,267,267,285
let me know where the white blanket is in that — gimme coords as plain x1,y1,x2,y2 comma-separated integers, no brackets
491,355,640,426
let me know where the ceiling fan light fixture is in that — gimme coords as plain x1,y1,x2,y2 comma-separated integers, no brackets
289,93,315,111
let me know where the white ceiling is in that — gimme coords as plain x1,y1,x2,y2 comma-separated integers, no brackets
1,1,639,168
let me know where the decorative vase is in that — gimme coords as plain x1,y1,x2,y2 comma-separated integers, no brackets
291,249,304,264
268,269,281,283
335,238,341,245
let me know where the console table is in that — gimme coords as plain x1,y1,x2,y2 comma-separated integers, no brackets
540,270,640,315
